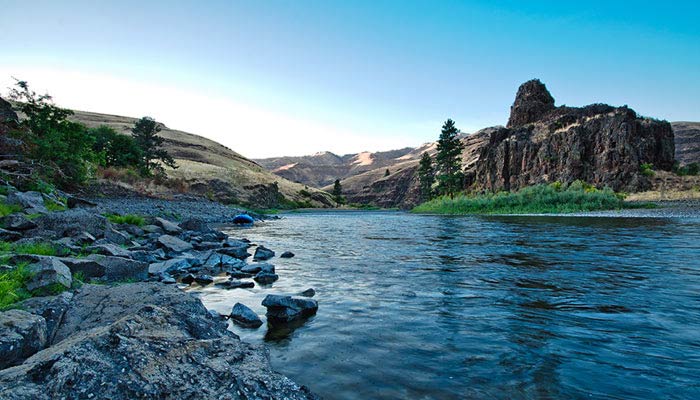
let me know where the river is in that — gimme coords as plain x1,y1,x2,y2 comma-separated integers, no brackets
192,211,700,399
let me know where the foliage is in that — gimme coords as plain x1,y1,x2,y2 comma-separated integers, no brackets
106,213,145,226
0,240,58,256
0,201,22,217
45,198,68,212
91,125,143,169
640,163,655,177
413,181,626,215
673,162,699,176
417,152,435,201
332,179,346,204
0,263,32,310
131,117,177,177
435,119,465,198
9,80,97,188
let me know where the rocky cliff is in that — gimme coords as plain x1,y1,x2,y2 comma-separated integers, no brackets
472,80,675,192
671,121,700,165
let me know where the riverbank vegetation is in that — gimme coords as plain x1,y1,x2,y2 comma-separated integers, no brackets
412,181,632,214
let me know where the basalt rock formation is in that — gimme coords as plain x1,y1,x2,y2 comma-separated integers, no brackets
471,80,675,192
671,121,700,166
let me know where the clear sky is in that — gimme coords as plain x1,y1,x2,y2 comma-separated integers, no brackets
1,1,698,158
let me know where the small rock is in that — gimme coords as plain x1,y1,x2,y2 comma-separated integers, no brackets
0,214,37,231
216,279,255,289
0,228,21,241
142,224,163,234
156,234,193,253
194,274,214,285
26,258,72,294
104,228,130,245
254,272,279,285
155,217,182,235
0,309,47,369
6,191,47,214
230,303,263,328
262,294,318,322
161,276,177,284
228,271,253,279
253,246,275,261
71,231,96,245
217,246,251,260
280,251,295,258
179,218,210,232
180,274,196,284
299,288,316,298
66,196,96,209
148,257,195,275
85,243,131,258
241,264,263,274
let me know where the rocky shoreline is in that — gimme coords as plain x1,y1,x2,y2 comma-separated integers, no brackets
0,189,319,399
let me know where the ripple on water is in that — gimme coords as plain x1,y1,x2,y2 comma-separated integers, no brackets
196,212,700,400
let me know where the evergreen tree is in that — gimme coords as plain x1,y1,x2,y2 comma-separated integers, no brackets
384,169,390,177
332,179,345,205
131,117,177,176
435,119,464,198
417,152,435,201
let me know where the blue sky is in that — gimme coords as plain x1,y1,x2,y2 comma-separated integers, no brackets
2,0,699,157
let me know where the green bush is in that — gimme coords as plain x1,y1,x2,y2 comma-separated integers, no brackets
673,162,699,176
106,213,145,226
0,263,32,310
640,163,655,177
412,181,626,215
0,202,22,217
91,125,143,169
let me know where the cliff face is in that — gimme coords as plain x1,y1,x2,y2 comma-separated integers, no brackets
671,121,700,165
472,80,675,192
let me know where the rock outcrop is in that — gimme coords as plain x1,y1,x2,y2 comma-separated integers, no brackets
671,121,700,166
0,283,317,399
471,80,675,192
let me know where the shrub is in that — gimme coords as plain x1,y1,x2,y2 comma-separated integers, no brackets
640,163,655,177
412,182,625,215
0,202,22,217
106,213,145,226
0,263,32,310
91,125,143,169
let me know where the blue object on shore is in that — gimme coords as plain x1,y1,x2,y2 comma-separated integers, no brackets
233,214,255,224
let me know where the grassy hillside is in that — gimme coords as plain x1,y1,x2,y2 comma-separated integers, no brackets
69,110,335,208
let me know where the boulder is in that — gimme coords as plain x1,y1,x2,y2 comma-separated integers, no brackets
254,272,279,285
66,196,96,209
14,292,73,344
161,276,177,284
180,273,196,284
216,279,255,289
141,224,163,234
241,264,263,274
154,217,182,235
34,209,109,238
84,255,148,282
194,241,221,250
254,245,275,261
178,217,210,232
228,271,253,279
0,283,318,399
71,231,96,245
194,274,214,285
230,303,263,328
103,227,130,245
85,243,131,258
148,257,195,275
280,251,295,258
156,234,193,253
0,214,37,231
26,258,72,294
218,245,251,260
299,288,316,298
0,310,47,369
262,294,318,322
6,191,47,214
0,228,21,241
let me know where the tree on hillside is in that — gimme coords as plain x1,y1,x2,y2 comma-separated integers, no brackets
384,169,390,177
131,117,177,177
8,80,95,188
332,179,345,205
435,119,464,198
91,125,142,169
417,152,435,201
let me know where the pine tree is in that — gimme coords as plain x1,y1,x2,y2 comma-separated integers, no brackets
332,179,345,205
131,117,177,177
417,152,435,201
435,119,464,198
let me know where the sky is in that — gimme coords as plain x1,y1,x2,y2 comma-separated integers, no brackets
1,0,699,158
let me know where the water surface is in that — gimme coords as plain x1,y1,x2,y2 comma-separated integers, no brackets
194,211,700,399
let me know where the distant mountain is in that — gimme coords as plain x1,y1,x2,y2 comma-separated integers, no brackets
671,122,700,165
254,147,417,188
68,110,334,208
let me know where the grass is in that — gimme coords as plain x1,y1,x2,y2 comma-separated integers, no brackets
412,181,628,215
45,199,68,212
0,241,58,256
0,202,22,217
106,213,146,226
0,263,32,310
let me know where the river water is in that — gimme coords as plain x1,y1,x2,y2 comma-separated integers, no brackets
193,211,700,399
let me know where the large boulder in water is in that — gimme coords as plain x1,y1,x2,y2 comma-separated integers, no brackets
0,283,318,399
262,294,318,322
